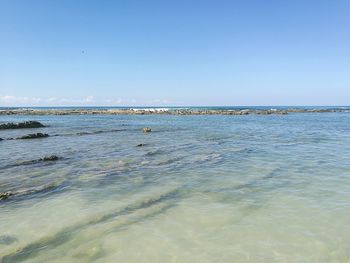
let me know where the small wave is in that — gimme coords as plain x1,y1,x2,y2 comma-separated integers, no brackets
54,129,128,137
155,156,185,166
145,149,164,157
76,129,127,136
130,108,169,112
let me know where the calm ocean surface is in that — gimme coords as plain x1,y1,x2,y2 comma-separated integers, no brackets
1,111,350,262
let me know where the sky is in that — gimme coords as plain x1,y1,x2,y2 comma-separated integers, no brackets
0,0,349,106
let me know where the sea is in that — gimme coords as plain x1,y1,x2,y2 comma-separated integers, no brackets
1,107,350,262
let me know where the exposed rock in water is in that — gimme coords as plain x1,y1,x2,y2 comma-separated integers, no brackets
0,191,13,200
17,133,49,139
0,121,45,129
41,155,59,161
22,155,59,164
0,183,61,202
137,143,146,147
142,127,152,133
2,155,61,169
0,138,3,141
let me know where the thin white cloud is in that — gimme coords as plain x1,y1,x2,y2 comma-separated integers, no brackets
0,95,171,106
0,95,109,106
0,95,42,105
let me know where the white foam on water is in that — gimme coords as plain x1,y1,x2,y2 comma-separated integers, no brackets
130,108,170,112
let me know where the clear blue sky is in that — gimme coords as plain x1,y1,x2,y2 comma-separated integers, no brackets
0,0,349,106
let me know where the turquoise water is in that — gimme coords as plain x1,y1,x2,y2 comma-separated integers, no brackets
1,112,350,262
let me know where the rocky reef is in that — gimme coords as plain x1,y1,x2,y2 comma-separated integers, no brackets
0,108,347,116
17,155,59,166
0,183,60,202
16,133,49,140
0,121,45,129
2,155,61,169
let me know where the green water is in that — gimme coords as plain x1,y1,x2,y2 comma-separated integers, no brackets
1,113,350,262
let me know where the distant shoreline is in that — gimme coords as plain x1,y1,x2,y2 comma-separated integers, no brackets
0,107,348,116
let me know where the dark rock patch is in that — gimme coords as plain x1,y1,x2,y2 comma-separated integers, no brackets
0,138,3,141
0,121,45,130
16,183,59,197
76,131,103,135
0,191,13,200
0,183,63,202
2,155,61,169
41,155,59,161
17,155,59,165
137,143,146,147
17,133,49,140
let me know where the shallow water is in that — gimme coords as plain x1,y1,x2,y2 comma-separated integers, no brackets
1,113,350,262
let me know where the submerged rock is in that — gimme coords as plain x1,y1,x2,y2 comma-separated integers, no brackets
17,133,49,139
0,121,45,130
142,127,152,133
2,155,61,168
0,191,13,200
0,235,18,245
137,143,146,147
0,183,61,202
0,138,3,141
